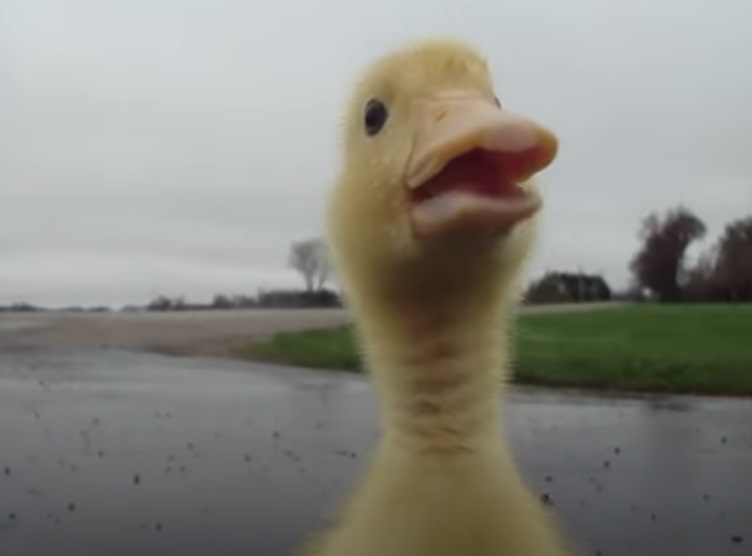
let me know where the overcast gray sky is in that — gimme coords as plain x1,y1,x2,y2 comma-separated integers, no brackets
1,0,750,307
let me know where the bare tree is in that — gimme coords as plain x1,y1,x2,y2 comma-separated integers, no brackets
684,247,719,301
289,238,331,292
313,241,333,292
629,206,706,302
715,215,752,300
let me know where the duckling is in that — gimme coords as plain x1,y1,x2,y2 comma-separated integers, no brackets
304,38,575,556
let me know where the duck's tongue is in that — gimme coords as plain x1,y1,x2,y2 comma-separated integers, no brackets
409,148,528,203
406,93,557,239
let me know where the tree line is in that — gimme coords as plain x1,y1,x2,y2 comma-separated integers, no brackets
137,239,337,310
3,210,749,314
630,207,752,302
288,209,752,307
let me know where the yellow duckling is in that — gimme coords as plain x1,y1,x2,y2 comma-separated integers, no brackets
304,37,575,556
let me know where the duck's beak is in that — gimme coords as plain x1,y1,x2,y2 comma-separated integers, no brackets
405,92,558,239
407,93,558,189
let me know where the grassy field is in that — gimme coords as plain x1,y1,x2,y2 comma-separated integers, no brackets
245,304,752,396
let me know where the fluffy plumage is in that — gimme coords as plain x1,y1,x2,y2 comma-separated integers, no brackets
303,37,575,556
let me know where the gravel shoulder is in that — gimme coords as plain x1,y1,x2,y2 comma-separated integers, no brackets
0,302,625,358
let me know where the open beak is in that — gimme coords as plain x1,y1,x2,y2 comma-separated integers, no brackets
406,92,558,239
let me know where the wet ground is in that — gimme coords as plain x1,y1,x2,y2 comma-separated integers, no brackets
0,347,750,556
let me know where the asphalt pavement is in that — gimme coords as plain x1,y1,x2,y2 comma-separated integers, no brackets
0,347,749,555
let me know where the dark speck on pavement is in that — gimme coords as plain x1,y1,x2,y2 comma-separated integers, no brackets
0,347,750,555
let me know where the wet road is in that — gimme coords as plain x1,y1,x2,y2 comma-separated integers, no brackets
0,348,750,556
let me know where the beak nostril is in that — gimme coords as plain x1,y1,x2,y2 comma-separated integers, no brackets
434,106,449,123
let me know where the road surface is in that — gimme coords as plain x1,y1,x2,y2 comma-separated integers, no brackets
0,346,749,556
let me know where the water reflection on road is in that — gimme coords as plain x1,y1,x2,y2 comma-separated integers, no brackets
0,348,749,555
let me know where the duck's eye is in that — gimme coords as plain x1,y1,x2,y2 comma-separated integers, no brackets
364,98,388,136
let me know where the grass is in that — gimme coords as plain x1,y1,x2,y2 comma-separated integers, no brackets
245,304,752,396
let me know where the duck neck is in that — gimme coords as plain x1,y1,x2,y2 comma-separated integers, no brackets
352,285,516,456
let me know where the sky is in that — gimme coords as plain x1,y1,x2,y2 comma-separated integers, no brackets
1,0,750,308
